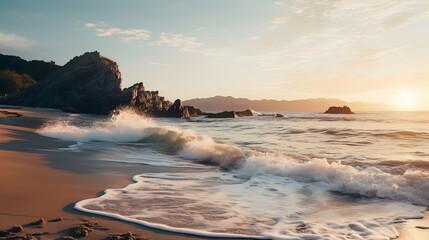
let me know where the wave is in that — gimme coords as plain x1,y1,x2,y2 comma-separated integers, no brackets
38,108,244,168
374,130,429,139
236,154,429,206
38,109,158,142
307,127,429,140
283,115,429,124
38,108,429,206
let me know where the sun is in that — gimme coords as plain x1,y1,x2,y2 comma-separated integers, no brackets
397,90,416,111
401,93,411,105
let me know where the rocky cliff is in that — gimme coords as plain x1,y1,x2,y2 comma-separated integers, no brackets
0,51,200,118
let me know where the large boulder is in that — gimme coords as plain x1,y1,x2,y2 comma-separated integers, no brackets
186,106,204,117
154,99,190,118
324,106,354,114
236,109,253,117
206,109,253,118
206,111,237,118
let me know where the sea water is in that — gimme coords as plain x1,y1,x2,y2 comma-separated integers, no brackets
38,109,429,239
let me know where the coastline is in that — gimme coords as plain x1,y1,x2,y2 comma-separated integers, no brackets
0,106,219,240
0,106,427,240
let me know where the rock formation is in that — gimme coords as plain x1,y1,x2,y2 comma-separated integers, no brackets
206,109,253,118
0,51,201,118
206,111,238,118
259,113,284,117
236,109,253,117
324,106,354,114
186,106,204,117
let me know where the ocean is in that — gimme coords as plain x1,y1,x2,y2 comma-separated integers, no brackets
37,109,429,239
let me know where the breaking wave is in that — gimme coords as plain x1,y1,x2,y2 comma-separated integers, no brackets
237,154,429,206
37,108,429,239
38,108,429,206
38,108,244,168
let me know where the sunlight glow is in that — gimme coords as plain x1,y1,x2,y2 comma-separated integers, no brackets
397,90,417,111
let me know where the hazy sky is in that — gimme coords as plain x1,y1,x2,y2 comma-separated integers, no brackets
1,0,429,110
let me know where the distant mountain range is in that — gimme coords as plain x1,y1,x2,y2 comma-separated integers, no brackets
183,96,394,112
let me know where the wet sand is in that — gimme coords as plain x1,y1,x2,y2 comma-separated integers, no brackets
0,106,427,240
394,211,429,240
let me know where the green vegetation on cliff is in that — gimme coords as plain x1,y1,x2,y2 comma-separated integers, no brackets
0,53,60,94
0,54,60,94
0,53,60,82
0,70,36,94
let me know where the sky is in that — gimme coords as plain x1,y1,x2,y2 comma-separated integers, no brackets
1,0,429,110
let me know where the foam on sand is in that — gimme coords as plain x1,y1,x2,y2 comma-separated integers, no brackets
75,172,426,240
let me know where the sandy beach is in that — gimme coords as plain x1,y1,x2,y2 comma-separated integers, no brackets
0,106,220,240
0,106,428,240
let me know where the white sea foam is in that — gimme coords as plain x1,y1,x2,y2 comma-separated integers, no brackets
75,172,426,240
38,109,158,142
39,109,429,238
38,109,429,206
250,109,262,116
236,154,429,206
178,135,244,168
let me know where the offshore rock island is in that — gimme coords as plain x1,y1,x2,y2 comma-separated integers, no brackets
324,106,355,114
0,51,200,118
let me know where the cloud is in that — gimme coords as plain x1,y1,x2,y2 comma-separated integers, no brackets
274,1,287,6
0,32,35,51
240,1,429,73
84,22,232,59
84,23,97,28
267,15,288,30
85,22,150,41
150,32,233,58
150,32,202,51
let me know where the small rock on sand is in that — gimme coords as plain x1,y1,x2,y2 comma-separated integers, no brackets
81,221,97,228
0,230,11,237
70,225,93,238
109,232,139,240
0,225,24,237
31,218,46,226
9,225,23,233
62,236,78,240
7,234,37,240
7,225,24,233
48,217,64,222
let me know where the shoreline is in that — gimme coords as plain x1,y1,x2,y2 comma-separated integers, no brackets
0,106,428,240
0,106,220,240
